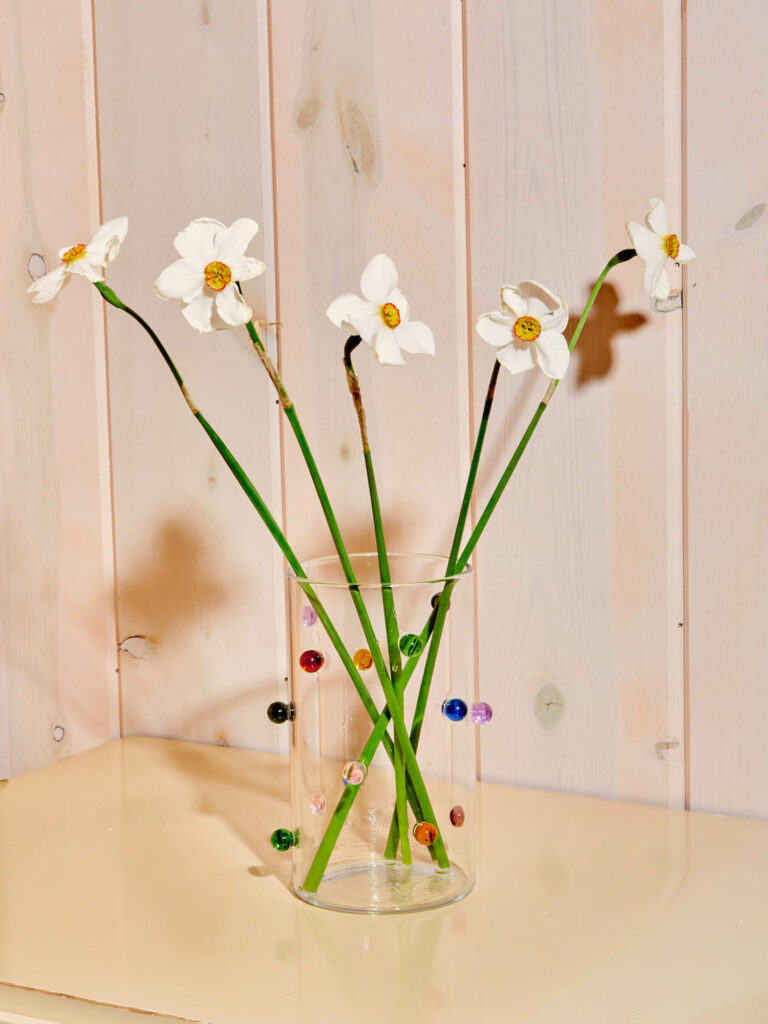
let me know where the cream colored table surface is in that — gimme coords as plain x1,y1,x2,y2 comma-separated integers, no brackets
1,738,767,1024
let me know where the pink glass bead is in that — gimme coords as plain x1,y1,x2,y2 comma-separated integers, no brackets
342,760,367,786
471,701,493,724
299,649,324,673
309,792,326,815
301,605,318,627
449,805,465,828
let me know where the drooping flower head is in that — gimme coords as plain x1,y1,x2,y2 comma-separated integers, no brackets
476,280,570,379
326,254,435,366
28,217,129,304
154,218,265,332
626,199,695,300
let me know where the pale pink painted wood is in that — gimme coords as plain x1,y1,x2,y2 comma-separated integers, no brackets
269,0,470,560
465,0,685,803
685,0,768,817
93,0,287,752
0,0,118,778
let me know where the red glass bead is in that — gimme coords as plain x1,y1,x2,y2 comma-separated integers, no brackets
299,649,324,673
449,805,465,828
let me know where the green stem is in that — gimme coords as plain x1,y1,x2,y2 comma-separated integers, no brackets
455,248,636,573
344,336,410,865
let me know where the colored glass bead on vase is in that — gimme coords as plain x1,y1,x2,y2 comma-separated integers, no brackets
442,697,468,722
470,701,493,724
299,649,324,673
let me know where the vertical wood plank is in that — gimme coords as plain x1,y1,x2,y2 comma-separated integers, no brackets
465,0,685,802
685,0,768,817
0,0,118,777
93,0,286,751
269,3,470,635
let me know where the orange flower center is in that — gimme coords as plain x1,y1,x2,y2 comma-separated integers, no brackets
381,302,401,328
663,234,680,260
513,315,541,343
204,260,232,292
61,243,86,265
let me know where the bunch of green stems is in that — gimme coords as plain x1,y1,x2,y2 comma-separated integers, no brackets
94,247,634,894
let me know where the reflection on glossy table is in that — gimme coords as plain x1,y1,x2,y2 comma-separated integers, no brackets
0,738,766,1024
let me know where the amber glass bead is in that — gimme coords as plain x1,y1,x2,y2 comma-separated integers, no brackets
299,649,324,673
353,648,373,671
413,821,438,846
270,828,294,852
399,633,423,657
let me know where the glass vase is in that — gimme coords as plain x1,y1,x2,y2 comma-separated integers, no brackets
281,553,477,914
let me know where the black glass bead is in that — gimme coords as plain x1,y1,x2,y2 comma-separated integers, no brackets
267,701,290,724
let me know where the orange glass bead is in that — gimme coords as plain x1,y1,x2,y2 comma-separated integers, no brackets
353,648,373,670
412,821,438,846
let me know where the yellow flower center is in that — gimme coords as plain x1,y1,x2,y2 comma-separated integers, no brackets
663,234,680,260
61,243,86,265
381,302,401,328
513,315,541,342
204,260,232,292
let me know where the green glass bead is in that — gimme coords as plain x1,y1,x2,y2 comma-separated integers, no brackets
270,827,294,852
399,633,423,657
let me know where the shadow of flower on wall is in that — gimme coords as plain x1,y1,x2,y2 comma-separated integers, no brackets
569,281,647,387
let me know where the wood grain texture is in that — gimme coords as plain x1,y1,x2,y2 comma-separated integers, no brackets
465,0,685,803
685,0,768,817
269,0,470,563
93,0,288,753
0,0,118,778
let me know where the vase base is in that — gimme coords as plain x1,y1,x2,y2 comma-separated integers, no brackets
294,860,473,915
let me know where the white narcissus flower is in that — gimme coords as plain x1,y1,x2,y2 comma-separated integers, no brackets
626,199,695,300
154,218,265,332
27,217,129,303
326,254,435,366
476,280,570,379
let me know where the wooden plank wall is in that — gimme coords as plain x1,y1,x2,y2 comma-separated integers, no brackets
0,0,118,777
4,0,768,822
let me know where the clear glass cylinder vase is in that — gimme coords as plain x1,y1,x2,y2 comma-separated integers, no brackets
284,553,477,914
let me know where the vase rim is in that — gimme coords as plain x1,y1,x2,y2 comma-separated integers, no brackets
287,551,472,589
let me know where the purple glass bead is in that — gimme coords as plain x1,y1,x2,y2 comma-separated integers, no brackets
301,605,318,627
471,701,493,724
342,760,367,786
309,792,326,815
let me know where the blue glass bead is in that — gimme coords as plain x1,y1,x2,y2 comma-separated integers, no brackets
399,633,423,657
442,697,468,722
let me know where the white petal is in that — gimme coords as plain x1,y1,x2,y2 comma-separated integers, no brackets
181,292,215,332
215,218,259,265
534,332,570,379
539,304,569,334
215,284,252,326
86,216,129,266
675,243,696,264
154,259,203,301
496,342,536,375
627,222,663,259
644,255,667,297
326,293,378,330
28,265,68,304
500,286,527,317
646,198,669,236
518,280,564,314
650,266,671,300
230,255,266,282
173,218,223,267
354,313,384,345
67,259,103,282
360,254,398,304
476,311,515,347
373,327,405,365
394,320,435,355
386,286,410,322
